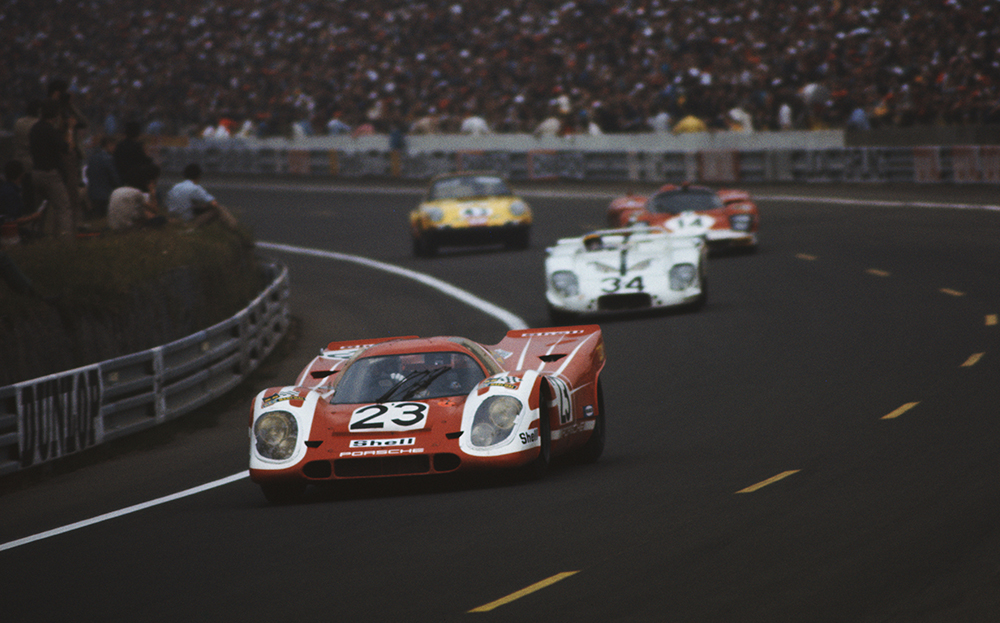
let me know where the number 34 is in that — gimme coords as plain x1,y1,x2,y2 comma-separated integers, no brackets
601,276,644,293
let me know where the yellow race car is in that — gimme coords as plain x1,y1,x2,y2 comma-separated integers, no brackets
410,172,532,257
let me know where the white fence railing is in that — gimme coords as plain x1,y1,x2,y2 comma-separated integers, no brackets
152,142,1000,184
0,262,290,475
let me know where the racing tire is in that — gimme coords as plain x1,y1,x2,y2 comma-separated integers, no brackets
505,227,530,250
691,277,708,311
413,232,438,258
573,380,605,464
260,482,306,505
520,387,552,481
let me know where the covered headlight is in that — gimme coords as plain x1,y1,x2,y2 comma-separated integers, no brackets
470,396,523,447
729,213,753,231
254,411,298,460
509,200,529,216
550,270,579,296
423,207,445,223
669,263,697,290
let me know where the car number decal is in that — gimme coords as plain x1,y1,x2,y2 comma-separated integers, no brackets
601,276,645,293
548,377,573,425
350,402,428,431
666,213,715,233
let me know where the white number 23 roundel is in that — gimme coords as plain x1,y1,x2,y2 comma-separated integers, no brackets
350,402,428,431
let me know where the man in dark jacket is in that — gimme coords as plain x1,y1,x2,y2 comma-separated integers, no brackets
29,99,75,238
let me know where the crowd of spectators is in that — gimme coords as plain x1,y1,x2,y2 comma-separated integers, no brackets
2,0,999,139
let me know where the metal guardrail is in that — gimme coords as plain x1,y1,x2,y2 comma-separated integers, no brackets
0,262,290,475
154,143,1000,184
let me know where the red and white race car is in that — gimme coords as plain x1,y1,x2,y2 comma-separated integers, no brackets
607,183,759,251
249,326,607,503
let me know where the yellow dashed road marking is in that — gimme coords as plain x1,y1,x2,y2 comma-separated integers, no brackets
796,253,817,261
939,288,965,297
736,470,800,494
882,402,920,420
987,314,998,326
866,268,891,277
469,572,579,613
961,353,985,367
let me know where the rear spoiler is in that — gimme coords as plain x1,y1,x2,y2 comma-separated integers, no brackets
494,325,605,370
322,336,419,356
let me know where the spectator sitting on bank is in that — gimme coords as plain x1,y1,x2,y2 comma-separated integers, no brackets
164,164,239,230
1,160,28,222
85,135,121,218
113,121,154,186
107,164,165,231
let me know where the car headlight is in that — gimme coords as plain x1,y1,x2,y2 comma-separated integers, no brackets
669,263,697,290
550,270,579,296
254,411,298,460
729,213,752,231
509,200,529,216
423,207,444,223
470,396,523,447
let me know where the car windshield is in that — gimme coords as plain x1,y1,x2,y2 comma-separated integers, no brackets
647,190,723,214
330,351,487,404
428,176,511,201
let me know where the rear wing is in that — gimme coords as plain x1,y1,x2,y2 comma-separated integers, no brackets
321,336,419,357
493,325,605,374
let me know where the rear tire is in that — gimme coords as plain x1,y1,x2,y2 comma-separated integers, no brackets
573,380,605,463
506,226,530,250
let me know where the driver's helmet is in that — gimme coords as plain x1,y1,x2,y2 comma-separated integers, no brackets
583,234,603,251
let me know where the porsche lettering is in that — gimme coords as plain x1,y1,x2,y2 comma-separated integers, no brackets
339,448,425,457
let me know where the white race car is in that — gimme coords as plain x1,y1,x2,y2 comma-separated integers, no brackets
545,226,707,324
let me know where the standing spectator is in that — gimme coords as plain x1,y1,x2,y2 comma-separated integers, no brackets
85,136,121,217
12,100,41,212
107,164,164,230
113,121,154,186
48,79,88,224
164,164,239,230
29,99,75,238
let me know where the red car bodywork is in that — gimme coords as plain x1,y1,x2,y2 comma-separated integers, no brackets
607,183,759,250
249,326,606,501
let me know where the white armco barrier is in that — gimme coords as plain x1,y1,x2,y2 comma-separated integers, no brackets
155,137,999,185
0,263,290,475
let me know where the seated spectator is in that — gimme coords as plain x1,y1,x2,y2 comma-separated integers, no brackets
534,115,562,138
460,115,491,135
1,160,28,221
673,114,708,134
85,135,121,217
164,163,239,230
113,121,154,187
107,164,165,230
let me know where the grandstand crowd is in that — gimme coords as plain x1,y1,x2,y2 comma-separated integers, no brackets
3,0,999,137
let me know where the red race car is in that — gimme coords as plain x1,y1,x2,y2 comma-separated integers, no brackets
249,326,607,503
607,183,759,251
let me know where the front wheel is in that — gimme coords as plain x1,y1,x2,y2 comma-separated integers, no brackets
260,481,306,505
520,389,552,480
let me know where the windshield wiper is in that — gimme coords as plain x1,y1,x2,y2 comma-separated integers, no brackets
374,367,450,403
399,366,452,400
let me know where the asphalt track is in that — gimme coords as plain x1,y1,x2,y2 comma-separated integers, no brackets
1,179,998,622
